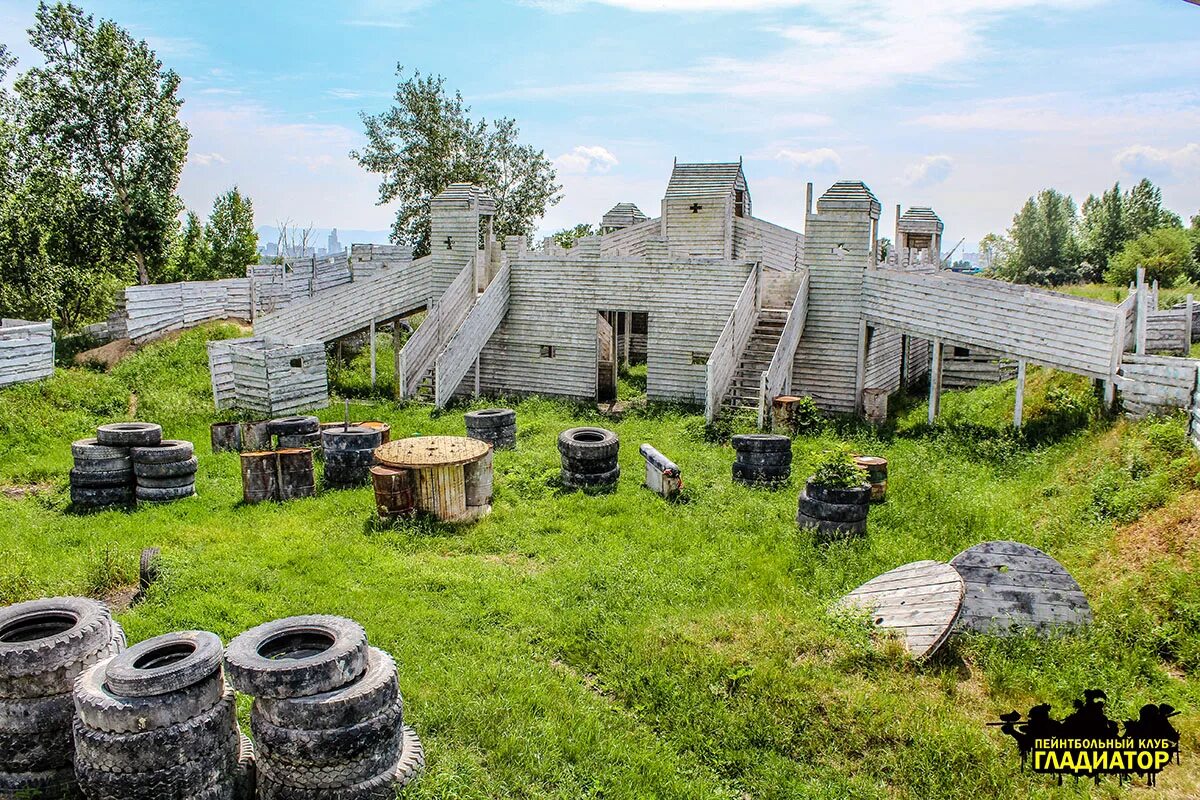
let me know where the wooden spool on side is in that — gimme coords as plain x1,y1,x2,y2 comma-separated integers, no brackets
356,421,391,444
240,451,279,504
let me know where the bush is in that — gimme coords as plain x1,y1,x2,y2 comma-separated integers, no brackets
1105,227,1195,287
787,396,823,436
808,446,867,488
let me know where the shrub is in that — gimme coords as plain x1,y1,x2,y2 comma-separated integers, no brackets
808,446,867,488
788,396,823,435
1105,227,1195,287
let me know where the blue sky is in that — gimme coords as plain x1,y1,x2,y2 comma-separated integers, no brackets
2,0,1199,251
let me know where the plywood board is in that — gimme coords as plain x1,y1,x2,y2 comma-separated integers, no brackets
837,560,963,659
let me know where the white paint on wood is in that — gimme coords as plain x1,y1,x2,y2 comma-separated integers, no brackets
837,560,964,659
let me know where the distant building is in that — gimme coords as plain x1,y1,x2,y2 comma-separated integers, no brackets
327,228,342,254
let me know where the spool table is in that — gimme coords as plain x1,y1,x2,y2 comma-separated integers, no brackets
374,436,493,522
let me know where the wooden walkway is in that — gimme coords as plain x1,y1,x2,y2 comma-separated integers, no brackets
950,540,1091,635
837,560,964,660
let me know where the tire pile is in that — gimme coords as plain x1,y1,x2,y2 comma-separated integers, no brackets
73,631,252,800
0,597,125,799
796,480,870,540
269,417,321,452
464,409,517,450
731,434,792,486
225,615,424,800
70,423,196,510
321,426,384,490
558,427,620,489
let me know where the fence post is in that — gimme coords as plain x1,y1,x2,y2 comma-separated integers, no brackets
1013,360,1026,428
1135,267,1147,355
928,339,944,425
1186,294,1194,353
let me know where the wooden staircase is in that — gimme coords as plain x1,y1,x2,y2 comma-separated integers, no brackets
721,308,790,413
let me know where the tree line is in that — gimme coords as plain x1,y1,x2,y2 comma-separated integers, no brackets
984,178,1200,289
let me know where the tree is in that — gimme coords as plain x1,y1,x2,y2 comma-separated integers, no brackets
978,232,1010,274
162,210,208,283
548,223,594,249
352,67,561,258
204,186,257,279
1105,227,1194,288
1077,183,1125,282
1124,178,1181,239
1190,212,1200,275
991,189,1080,286
16,2,188,285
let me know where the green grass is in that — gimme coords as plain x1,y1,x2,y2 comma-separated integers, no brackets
2,323,1199,798
1055,281,1200,309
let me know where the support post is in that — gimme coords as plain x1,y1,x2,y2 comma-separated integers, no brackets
622,311,631,366
1013,360,1026,428
1186,294,1194,353
1135,267,1148,355
392,319,403,400
473,356,480,398
928,339,944,425
369,317,377,387
854,322,871,415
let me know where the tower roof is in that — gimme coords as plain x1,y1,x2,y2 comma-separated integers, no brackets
432,183,497,215
665,161,746,199
816,181,881,217
898,206,944,235
601,202,648,229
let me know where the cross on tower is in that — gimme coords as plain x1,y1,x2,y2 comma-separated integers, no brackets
689,203,703,213
444,236,454,250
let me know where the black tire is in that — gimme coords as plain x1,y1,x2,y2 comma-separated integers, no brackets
135,483,196,502
257,753,406,800
0,690,73,731
561,465,620,488
69,468,133,487
129,440,195,465
464,408,515,429
0,622,123,701
74,660,224,734
102,630,223,698
562,455,618,475
256,737,402,789
73,689,236,773
321,427,382,453
395,725,425,788
732,463,790,485
95,423,162,448
0,766,79,800
735,450,792,468
224,616,368,699
71,457,132,473
0,598,112,683
796,512,867,538
138,547,162,595
70,485,133,509
268,416,320,436
252,695,402,765
74,739,237,800
557,428,619,461
235,733,256,800
804,482,871,505
134,457,198,479
277,432,322,450
796,492,869,522
135,473,196,489
71,439,128,460
731,434,791,453
254,647,398,730
0,721,71,771
323,450,377,468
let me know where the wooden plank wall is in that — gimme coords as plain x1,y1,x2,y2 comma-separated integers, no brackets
264,341,329,414
207,336,327,414
942,346,1017,389
350,244,413,283
599,217,661,258
759,272,809,426
705,270,760,421
435,264,511,407
1118,354,1199,419
760,270,804,308
123,278,252,342
732,216,804,272
863,327,904,393
790,210,874,413
664,196,729,258
255,255,433,344
863,271,1121,380
1145,309,1189,355
431,205,480,303
397,257,474,397
0,319,54,388
475,254,751,405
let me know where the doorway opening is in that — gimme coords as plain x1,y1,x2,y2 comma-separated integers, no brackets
596,310,648,403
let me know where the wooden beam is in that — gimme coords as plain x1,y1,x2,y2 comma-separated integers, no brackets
393,319,402,399
1135,267,1148,355
369,317,377,387
928,339,944,425
1013,359,1026,428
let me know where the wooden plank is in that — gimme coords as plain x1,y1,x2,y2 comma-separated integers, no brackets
950,541,1090,635
837,560,964,659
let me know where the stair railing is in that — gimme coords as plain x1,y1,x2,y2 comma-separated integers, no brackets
757,270,810,428
704,266,760,423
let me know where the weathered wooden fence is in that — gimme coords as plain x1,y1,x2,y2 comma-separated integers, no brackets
0,319,54,388
207,337,328,415
1117,354,1199,419
758,271,809,427
705,268,760,422
122,279,251,342
434,263,511,407
397,258,476,398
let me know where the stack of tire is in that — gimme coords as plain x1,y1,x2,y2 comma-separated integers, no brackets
270,416,322,453
796,480,871,541
558,427,620,489
464,409,517,450
224,615,424,799
321,426,384,490
73,630,252,800
0,597,125,799
70,439,135,511
132,439,197,504
731,434,792,487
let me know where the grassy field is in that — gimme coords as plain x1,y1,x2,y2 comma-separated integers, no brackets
1053,281,1200,309
2,323,1199,798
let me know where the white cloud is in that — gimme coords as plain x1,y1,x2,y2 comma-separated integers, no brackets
525,0,814,9
775,147,841,171
1115,143,1200,180
554,145,620,174
190,152,228,167
904,155,954,186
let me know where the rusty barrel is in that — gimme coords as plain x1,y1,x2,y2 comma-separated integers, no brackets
240,451,279,504
210,422,241,453
464,449,494,508
277,448,316,501
356,421,391,444
854,456,888,503
322,425,383,489
240,420,273,452
370,465,416,517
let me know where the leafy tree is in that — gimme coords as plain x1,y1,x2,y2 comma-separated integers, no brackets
353,67,561,258
1105,227,1195,288
1190,213,1200,275
16,2,189,285
1077,183,1125,282
204,187,257,280
978,232,1010,273
161,210,208,283
1124,178,1181,239
991,189,1080,286
549,223,594,249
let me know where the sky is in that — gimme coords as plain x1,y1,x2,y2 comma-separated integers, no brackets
1,0,1199,252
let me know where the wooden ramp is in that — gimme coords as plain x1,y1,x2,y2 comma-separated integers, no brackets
837,560,964,659
254,257,431,344
950,541,1091,635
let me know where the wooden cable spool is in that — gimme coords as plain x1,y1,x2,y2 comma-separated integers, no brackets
374,436,493,522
